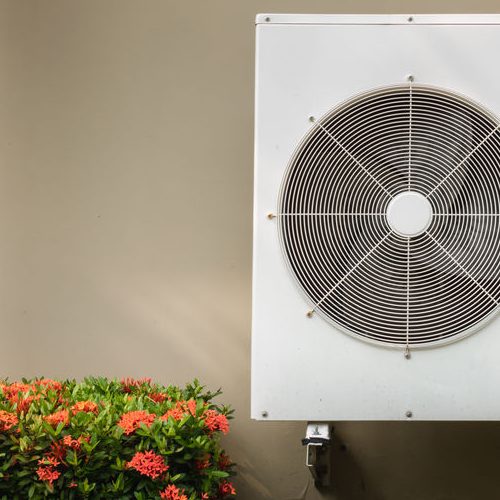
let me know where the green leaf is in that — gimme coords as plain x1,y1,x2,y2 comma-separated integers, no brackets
210,470,230,478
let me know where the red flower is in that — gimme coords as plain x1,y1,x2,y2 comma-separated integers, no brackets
200,494,209,500
117,410,155,435
8,394,39,414
69,481,78,488
71,400,99,415
37,455,61,484
203,410,229,434
161,406,184,422
120,377,152,393
50,435,88,460
62,435,82,450
126,450,168,479
2,382,35,398
161,399,197,422
219,480,236,497
38,456,60,467
159,484,188,500
35,379,63,392
36,466,60,485
57,396,71,406
195,453,211,470
149,392,168,403
49,440,67,461
218,453,231,470
0,410,18,432
44,410,69,427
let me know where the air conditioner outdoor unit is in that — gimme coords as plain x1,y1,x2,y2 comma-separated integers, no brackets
252,14,500,421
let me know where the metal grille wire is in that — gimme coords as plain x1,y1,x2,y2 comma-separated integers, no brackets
277,84,500,347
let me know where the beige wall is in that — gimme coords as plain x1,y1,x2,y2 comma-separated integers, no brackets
3,1,500,499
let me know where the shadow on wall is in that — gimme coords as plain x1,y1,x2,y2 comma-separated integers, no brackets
236,421,500,500
330,421,500,500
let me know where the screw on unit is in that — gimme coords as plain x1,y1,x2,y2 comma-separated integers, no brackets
408,16,414,22
309,116,316,123
404,346,411,359
267,213,276,220
265,17,271,22
405,410,413,418
407,75,415,83
261,410,268,418
306,310,314,318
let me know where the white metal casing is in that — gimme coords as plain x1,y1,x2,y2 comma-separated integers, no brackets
252,14,500,421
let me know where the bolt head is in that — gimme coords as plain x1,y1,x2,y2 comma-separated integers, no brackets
406,410,413,418
408,16,414,22
265,17,270,22
306,310,314,318
309,116,316,123
261,410,268,418
407,75,414,82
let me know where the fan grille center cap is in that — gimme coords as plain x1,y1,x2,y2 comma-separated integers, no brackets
386,191,433,237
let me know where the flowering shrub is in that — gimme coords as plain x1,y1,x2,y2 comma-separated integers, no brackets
0,378,236,499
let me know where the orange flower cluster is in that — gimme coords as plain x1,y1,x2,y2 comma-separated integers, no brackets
149,392,168,403
160,401,230,435
44,410,69,427
36,465,60,485
159,484,188,500
8,394,40,414
219,480,236,497
48,435,89,466
36,456,61,485
2,383,36,413
2,380,63,414
203,410,229,434
161,399,197,422
120,377,152,393
71,400,99,415
1,382,35,398
39,455,60,467
161,406,183,422
0,410,18,432
35,379,63,392
117,410,156,435
62,434,89,450
49,440,66,461
126,450,168,480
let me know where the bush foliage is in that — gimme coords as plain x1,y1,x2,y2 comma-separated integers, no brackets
0,377,236,499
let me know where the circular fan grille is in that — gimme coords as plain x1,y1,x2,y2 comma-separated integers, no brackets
278,84,500,347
